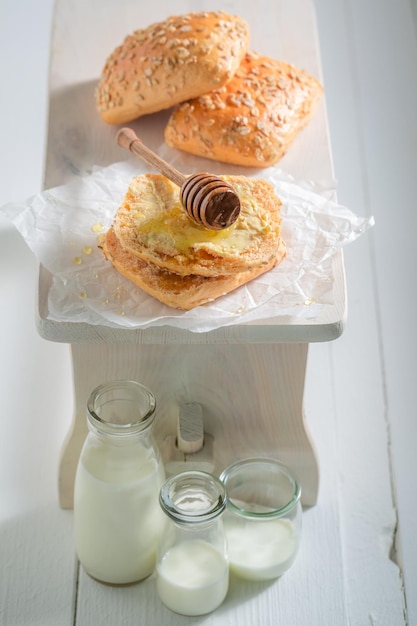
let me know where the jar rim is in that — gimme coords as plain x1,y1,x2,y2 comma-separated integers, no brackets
219,457,301,519
87,380,156,437
160,470,227,524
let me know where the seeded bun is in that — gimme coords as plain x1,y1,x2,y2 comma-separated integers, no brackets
96,11,250,124
164,51,323,167
112,173,283,278
102,227,286,310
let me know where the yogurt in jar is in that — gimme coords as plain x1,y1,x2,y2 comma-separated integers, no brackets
156,539,229,615
224,515,299,581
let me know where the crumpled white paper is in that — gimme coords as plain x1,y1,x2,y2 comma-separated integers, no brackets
1,158,374,333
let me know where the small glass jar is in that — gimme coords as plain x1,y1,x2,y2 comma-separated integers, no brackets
73,380,165,585
156,471,229,616
219,457,302,581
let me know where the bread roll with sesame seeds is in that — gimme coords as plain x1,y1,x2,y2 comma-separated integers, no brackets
102,226,286,310
111,173,284,278
96,11,250,124
164,51,323,167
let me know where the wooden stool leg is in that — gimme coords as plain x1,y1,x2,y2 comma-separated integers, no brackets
58,342,319,508
58,345,94,509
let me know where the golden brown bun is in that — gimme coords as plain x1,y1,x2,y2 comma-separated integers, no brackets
164,51,323,167
113,174,283,277
102,227,286,310
96,11,250,124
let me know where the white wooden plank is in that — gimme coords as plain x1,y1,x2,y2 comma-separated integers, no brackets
314,0,413,622
0,2,77,621
0,226,76,625
344,2,417,622
0,504,76,626
0,0,54,206
333,243,407,625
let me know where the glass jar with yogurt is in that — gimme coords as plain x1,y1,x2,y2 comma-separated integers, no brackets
219,457,302,581
73,380,165,585
156,470,229,616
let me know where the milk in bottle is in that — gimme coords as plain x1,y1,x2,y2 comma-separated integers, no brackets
74,380,165,585
156,470,229,615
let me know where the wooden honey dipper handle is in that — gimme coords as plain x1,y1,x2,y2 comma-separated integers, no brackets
116,127,241,230
116,127,185,188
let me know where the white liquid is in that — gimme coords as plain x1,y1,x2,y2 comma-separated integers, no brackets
74,441,165,585
224,516,299,581
157,539,229,616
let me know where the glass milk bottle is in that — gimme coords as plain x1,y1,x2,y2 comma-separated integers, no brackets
156,471,229,616
74,380,165,585
220,457,302,581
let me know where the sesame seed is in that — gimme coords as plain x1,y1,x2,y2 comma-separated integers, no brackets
176,47,190,58
202,137,214,148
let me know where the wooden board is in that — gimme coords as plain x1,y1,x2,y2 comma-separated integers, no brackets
37,0,346,345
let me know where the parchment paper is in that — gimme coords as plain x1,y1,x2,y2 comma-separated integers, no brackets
1,158,374,333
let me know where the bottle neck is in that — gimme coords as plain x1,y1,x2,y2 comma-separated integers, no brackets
86,380,156,441
159,471,227,525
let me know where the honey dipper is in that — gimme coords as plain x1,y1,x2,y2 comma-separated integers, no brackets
116,128,241,230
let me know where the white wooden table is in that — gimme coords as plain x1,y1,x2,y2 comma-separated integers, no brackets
1,0,416,624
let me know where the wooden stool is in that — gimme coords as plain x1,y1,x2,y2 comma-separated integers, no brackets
38,0,346,509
